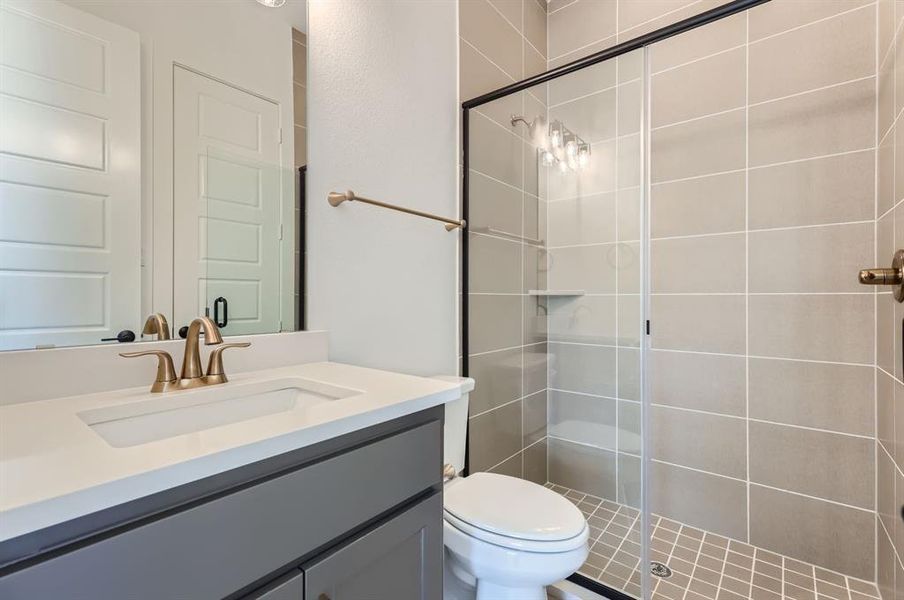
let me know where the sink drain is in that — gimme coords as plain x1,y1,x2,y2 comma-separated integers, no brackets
650,561,673,578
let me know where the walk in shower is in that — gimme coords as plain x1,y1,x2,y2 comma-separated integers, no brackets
461,0,894,598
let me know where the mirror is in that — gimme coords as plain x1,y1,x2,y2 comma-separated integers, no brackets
0,0,308,351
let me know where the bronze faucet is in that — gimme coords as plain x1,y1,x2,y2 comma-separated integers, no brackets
120,317,250,393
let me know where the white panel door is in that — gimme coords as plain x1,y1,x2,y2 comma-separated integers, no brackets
0,0,140,350
173,66,282,336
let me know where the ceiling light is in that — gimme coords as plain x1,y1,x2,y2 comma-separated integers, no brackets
256,0,286,7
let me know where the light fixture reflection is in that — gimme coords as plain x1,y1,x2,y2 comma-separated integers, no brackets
256,0,286,7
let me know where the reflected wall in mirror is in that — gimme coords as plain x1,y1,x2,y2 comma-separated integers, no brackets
0,0,308,351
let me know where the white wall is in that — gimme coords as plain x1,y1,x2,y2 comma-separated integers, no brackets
307,0,459,376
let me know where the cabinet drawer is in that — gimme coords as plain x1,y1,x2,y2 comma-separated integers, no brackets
0,419,441,599
248,570,304,600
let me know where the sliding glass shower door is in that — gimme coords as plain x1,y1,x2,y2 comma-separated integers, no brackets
463,46,649,598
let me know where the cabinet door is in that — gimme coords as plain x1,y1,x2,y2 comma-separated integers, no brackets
246,570,304,600
303,492,442,600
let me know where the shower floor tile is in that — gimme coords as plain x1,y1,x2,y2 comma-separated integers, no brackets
546,483,882,600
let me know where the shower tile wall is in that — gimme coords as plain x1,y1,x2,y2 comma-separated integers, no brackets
460,0,550,482
543,51,644,507
876,1,904,598
548,0,879,582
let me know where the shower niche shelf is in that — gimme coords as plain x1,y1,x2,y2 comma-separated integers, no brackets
527,290,585,297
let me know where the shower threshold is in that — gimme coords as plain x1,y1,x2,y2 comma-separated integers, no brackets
546,484,881,600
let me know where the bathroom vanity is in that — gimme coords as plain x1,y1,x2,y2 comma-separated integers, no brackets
0,356,459,600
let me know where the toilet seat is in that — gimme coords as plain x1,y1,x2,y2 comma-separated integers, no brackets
443,473,588,553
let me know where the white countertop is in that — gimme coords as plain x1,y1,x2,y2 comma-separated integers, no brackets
0,361,460,543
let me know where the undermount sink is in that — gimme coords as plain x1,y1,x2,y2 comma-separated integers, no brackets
77,377,362,448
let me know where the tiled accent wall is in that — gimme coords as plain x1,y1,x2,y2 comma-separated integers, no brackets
876,1,904,598
460,0,550,482
292,28,307,329
549,0,879,582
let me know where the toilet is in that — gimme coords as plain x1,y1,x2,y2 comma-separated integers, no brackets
436,377,589,600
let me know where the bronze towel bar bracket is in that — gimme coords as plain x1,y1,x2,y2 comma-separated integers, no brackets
328,190,466,231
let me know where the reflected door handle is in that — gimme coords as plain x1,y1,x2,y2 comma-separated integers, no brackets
213,296,228,328
101,330,136,343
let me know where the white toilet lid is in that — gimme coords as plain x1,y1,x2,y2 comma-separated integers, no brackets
443,473,586,542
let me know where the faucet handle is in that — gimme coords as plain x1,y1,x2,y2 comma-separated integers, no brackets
120,350,178,393
205,342,251,383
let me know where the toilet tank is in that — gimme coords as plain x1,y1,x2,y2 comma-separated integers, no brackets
432,376,475,475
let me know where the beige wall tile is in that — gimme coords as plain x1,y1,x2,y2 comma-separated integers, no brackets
877,519,896,600
489,452,523,477
651,461,748,540
618,399,642,454
617,133,642,189
469,294,522,353
468,347,522,415
748,223,874,293
652,233,746,293
550,88,617,143
878,446,897,538
652,406,747,479
748,6,875,104
651,295,746,354
523,389,547,445
548,342,617,397
523,343,549,395
617,0,696,34
896,20,904,119
548,437,618,499
748,294,874,363
652,172,746,237
897,114,904,205
548,0,617,59
617,241,641,293
469,170,523,234
470,234,522,293
749,78,875,167
523,438,548,484
879,126,896,218
548,296,617,344
460,39,515,101
651,47,746,128
617,295,642,347
748,0,873,41
652,350,747,416
489,0,522,30
549,60,617,106
878,369,895,452
618,453,642,508
749,151,875,229
652,109,746,183
547,244,617,292
880,51,896,143
880,0,896,60
547,193,617,246
523,296,548,345
749,359,874,436
749,484,874,580
896,377,904,470
878,294,895,377
524,40,546,79
469,399,522,472
618,187,642,242
749,421,874,509
470,112,524,188
549,390,617,448
617,347,640,400
461,0,523,79
523,0,547,56
650,11,745,73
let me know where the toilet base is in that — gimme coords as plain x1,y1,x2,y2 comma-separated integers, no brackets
443,551,548,600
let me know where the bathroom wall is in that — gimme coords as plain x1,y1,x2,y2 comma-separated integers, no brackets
459,0,550,480
549,0,878,581
876,1,904,597
306,0,458,376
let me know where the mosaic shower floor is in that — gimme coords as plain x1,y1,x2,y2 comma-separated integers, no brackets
546,484,882,600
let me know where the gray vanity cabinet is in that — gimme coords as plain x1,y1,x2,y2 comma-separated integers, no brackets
302,492,442,600
0,407,444,600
